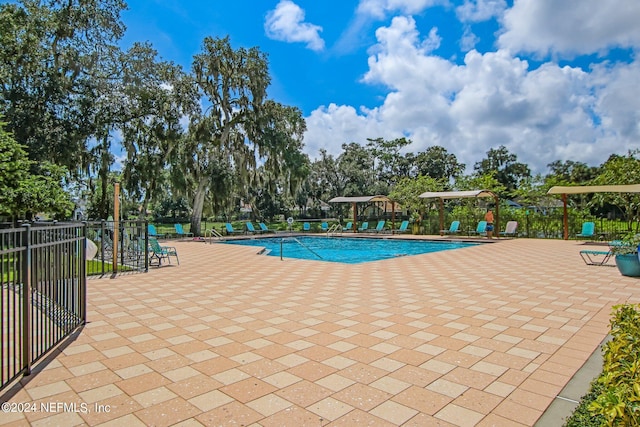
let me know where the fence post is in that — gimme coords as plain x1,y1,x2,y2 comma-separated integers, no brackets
144,220,149,272
100,220,106,276
21,224,32,376
113,183,120,277
81,222,87,324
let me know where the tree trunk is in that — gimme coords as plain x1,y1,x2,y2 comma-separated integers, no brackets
190,179,207,237
99,167,109,219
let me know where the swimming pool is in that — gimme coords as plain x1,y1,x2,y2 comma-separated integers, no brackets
224,236,478,264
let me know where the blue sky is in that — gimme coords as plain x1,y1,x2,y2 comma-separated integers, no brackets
120,0,640,174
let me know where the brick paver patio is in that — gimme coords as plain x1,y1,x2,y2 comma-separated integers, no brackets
2,235,639,426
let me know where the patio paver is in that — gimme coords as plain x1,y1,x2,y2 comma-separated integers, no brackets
2,236,638,426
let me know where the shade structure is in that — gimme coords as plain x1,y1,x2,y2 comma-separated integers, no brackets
328,195,396,232
547,184,640,240
418,190,498,200
419,190,499,236
548,184,640,195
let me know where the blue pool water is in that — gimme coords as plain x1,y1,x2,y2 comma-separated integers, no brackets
224,236,478,264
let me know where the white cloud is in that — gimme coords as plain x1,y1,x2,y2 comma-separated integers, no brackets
356,0,446,19
459,27,479,52
303,15,640,173
363,17,447,89
303,104,398,158
264,0,325,52
334,0,445,54
592,60,640,140
498,0,640,57
456,0,507,23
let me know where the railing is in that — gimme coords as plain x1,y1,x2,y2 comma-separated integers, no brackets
205,228,224,243
1,223,86,391
84,220,148,277
280,237,323,260
326,224,342,235
414,211,637,240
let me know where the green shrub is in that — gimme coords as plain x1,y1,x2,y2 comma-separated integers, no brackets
564,380,605,427
576,304,640,426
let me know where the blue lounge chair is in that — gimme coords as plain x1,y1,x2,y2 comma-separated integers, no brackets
149,237,179,266
303,222,311,232
358,221,369,232
395,220,410,234
225,223,244,235
321,222,329,232
374,220,386,233
148,224,165,238
342,222,353,232
470,221,487,236
441,221,460,235
259,222,274,233
576,222,595,239
246,222,260,234
174,223,193,238
579,240,622,266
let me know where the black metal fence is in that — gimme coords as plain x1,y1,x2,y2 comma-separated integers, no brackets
416,209,637,240
0,220,149,390
1,223,86,391
85,220,149,277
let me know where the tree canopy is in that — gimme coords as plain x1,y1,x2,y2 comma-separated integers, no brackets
0,0,636,228
0,119,72,218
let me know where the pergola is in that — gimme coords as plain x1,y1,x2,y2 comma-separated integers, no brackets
419,190,500,236
328,195,397,232
547,184,640,240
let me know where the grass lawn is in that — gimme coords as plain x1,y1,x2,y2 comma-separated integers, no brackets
1,258,136,282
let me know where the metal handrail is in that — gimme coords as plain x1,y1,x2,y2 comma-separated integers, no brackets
205,228,224,243
327,224,341,235
280,237,323,260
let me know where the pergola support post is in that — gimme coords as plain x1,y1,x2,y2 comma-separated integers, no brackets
562,193,568,240
493,194,500,238
391,202,396,233
352,202,357,233
438,199,444,235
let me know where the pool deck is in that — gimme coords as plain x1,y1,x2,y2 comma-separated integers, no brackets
2,235,638,426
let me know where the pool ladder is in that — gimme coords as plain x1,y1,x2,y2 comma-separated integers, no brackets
326,224,341,236
205,228,224,243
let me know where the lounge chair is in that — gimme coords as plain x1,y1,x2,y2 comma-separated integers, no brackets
395,220,410,234
303,222,311,232
357,221,369,232
149,237,179,266
576,222,595,239
246,222,261,234
373,220,386,233
259,222,274,233
96,229,114,256
148,224,165,238
225,223,244,235
441,221,460,235
469,221,487,236
579,240,621,266
321,222,329,232
502,221,518,237
174,223,194,238
342,222,353,232
579,249,614,266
